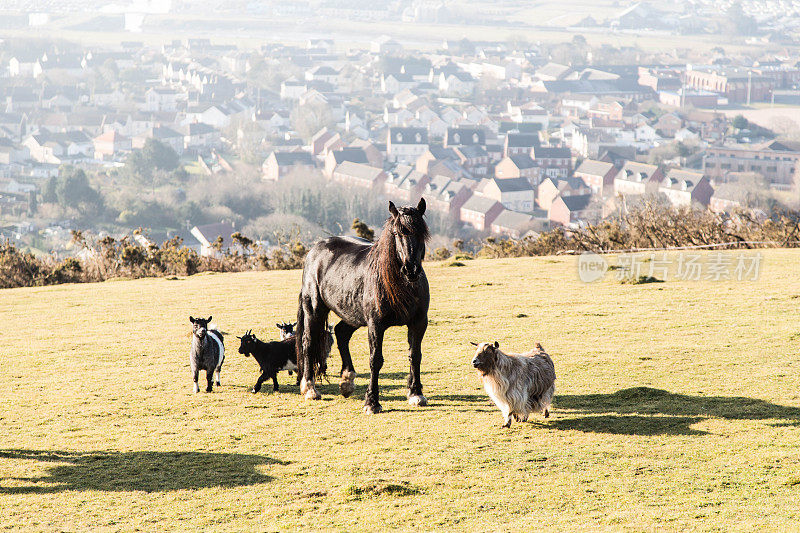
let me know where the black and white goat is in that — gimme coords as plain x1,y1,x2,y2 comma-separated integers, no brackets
189,316,225,393
237,329,298,393
276,321,296,340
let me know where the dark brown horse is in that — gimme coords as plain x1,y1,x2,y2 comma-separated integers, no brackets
296,198,430,414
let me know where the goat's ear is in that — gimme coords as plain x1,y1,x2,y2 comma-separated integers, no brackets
493,341,499,349
207,316,212,322
276,323,281,328
290,322,296,327
189,316,195,323
417,197,426,215
235,335,242,339
470,341,478,346
389,201,399,218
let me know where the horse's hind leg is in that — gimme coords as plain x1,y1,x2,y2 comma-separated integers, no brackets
335,321,358,398
406,314,428,407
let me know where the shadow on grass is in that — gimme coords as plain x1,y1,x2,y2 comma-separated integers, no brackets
550,387,800,436
0,450,285,494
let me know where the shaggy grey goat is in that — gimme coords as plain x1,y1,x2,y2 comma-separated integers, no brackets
189,316,225,393
471,341,555,428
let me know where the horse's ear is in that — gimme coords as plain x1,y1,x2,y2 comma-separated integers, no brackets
189,316,195,323
417,197,426,215
389,201,399,218
207,316,212,322
493,341,499,349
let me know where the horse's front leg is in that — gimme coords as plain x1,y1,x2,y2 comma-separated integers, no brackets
363,322,385,414
407,314,428,407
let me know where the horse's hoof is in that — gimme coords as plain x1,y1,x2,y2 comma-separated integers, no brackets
305,388,321,400
407,394,427,407
339,370,356,398
363,402,382,415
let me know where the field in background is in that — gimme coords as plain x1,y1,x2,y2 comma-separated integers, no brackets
0,0,749,54
2,250,800,530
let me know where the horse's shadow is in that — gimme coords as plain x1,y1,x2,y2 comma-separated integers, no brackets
545,387,800,436
0,450,285,494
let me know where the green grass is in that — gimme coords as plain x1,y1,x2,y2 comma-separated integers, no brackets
2,250,800,530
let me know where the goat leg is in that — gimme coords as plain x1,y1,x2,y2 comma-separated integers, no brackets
252,372,268,393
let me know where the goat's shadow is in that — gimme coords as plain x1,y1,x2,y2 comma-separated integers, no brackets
544,387,800,436
0,449,285,494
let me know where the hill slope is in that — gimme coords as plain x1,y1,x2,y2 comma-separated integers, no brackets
2,250,800,530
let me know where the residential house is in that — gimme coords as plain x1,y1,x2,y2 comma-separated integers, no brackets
480,177,535,213
573,159,617,195
658,169,714,207
349,139,385,168
383,164,430,203
537,177,593,211
262,151,317,181
191,222,236,257
421,175,472,216
504,133,540,157
22,131,93,164
444,127,485,148
331,161,387,189
324,148,369,178
531,146,572,180
490,209,536,239
93,131,132,160
614,161,664,196
549,194,596,227
494,155,537,181
382,73,418,94
460,195,504,231
183,123,221,152
438,72,476,97
387,127,429,164
416,145,458,174
454,145,490,176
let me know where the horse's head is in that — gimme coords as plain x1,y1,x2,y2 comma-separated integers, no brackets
388,198,429,282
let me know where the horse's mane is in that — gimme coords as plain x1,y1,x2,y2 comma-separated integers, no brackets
369,208,430,318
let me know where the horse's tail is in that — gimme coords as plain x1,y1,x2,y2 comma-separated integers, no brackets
295,294,305,380
295,293,329,382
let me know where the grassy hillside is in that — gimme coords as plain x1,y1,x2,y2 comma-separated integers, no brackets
2,250,800,530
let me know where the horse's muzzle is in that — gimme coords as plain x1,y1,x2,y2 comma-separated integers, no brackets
401,264,421,282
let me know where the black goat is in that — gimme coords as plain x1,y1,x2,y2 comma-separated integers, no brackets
237,330,298,393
